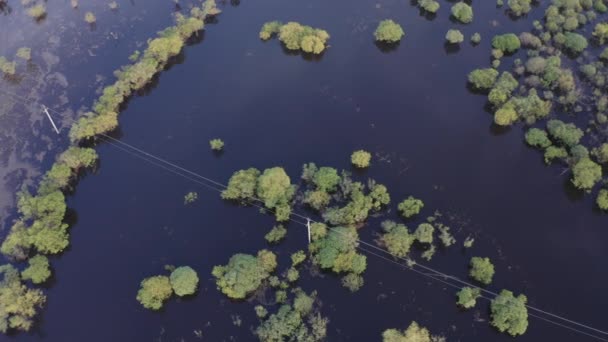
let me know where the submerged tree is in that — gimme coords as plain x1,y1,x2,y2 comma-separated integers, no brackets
351,150,372,168
0,265,46,333
374,20,405,43
212,251,277,299
417,0,440,13
468,68,499,90
378,221,414,258
492,33,521,53
257,167,295,221
170,266,199,296
382,321,442,342
491,290,529,336
21,255,51,284
469,257,495,285
260,21,330,54
456,286,481,309
446,29,464,44
398,196,424,218
451,2,474,23
136,275,173,310
222,168,261,201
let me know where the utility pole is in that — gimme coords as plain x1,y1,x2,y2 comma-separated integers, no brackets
42,105,60,134
306,218,311,245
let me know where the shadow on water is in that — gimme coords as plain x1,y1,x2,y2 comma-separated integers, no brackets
0,2,11,15
489,122,511,136
374,40,400,54
562,175,586,202
443,42,461,55
279,44,326,62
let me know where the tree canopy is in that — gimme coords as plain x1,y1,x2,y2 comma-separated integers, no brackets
446,29,464,44
379,221,414,258
261,21,330,54
257,167,295,221
212,251,277,299
456,286,481,309
351,150,371,168
0,264,46,333
222,168,261,201
451,2,474,23
571,158,602,191
382,321,440,342
469,257,495,285
468,68,499,90
136,275,173,310
169,266,199,296
492,33,521,53
491,290,529,336
21,255,51,284
397,196,424,218
374,20,405,43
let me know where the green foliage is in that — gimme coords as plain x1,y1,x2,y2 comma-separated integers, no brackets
304,190,331,211
571,158,602,191
494,103,518,126
398,196,424,218
222,168,261,201
58,147,98,170
84,11,96,23
286,268,299,282
491,290,529,336
291,250,307,267
260,21,282,40
136,275,173,310
544,146,568,164
341,273,364,292
170,266,199,296
212,252,275,299
592,143,608,163
508,0,532,16
26,4,46,19
508,89,551,123
312,167,341,192
265,225,287,244
255,305,268,318
374,20,405,43
492,34,521,53
438,225,455,247
379,221,414,257
310,226,366,276
463,236,475,248
417,0,440,13
593,23,608,44
596,189,608,210
547,120,583,147
468,68,499,90
456,286,481,309
209,138,224,151
414,223,434,244
525,128,552,149
21,255,51,284
16,47,31,61
257,249,278,273
471,32,482,44
563,32,588,53
451,2,474,23
469,257,495,285
0,265,46,333
368,181,391,210
257,167,295,221
0,57,16,76
184,191,198,204
310,222,328,241
323,187,373,225
351,150,371,168
488,71,518,106
382,321,435,342
446,29,464,44
275,290,288,303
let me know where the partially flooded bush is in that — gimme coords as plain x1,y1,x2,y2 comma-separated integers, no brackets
374,20,404,43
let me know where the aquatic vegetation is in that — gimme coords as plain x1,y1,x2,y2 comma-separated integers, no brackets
374,20,405,43
0,57,16,76
451,2,474,24
136,275,173,310
468,68,499,90
26,4,46,20
437,225,455,247
456,286,481,309
84,12,96,24
471,32,482,44
16,47,31,61
0,265,46,333
397,196,424,218
212,251,277,299
350,150,371,168
260,21,330,54
291,251,306,266
265,225,287,243
378,220,414,258
469,257,495,285
169,266,199,296
21,255,51,284
508,0,533,16
255,290,328,342
492,33,521,53
209,138,224,151
184,191,198,204
417,0,440,13
445,29,464,44
382,321,442,342
491,290,529,336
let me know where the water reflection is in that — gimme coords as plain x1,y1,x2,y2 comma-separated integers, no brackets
374,40,400,53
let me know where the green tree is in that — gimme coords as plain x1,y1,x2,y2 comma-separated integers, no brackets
417,0,440,13
469,257,495,285
374,20,405,43
0,265,46,333
488,71,518,106
544,146,568,164
471,32,482,44
468,68,499,90
571,158,602,191
398,196,424,218
310,226,366,276
341,273,364,292
525,128,552,149
170,266,199,296
291,250,307,267
257,167,295,221
351,150,371,168
379,221,414,257
494,103,518,126
451,2,474,23
136,275,173,310
222,168,261,201
547,120,583,147
21,255,51,284
212,252,275,299
492,33,521,53
563,32,588,53
26,4,46,19
312,166,341,192
16,47,31,61
508,0,532,16
209,138,224,151
265,225,287,243
491,290,529,336
592,143,608,163
596,189,608,210
456,286,481,309
323,188,373,225
260,21,282,40
267,22,330,54
382,321,437,342
446,29,464,44
414,223,434,244
593,23,608,44
184,191,198,204
84,11,96,23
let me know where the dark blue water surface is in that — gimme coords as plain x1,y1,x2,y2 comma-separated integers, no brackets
2,0,608,341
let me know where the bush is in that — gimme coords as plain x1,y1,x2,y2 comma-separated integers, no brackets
261,22,331,54
341,273,364,292
310,226,366,275
414,223,434,244
184,191,198,204
257,167,295,221
563,32,588,53
593,23,608,44
397,196,424,218
597,189,608,210
212,252,275,299
136,276,173,310
451,2,474,23
170,266,199,296
382,321,438,342
491,290,528,336
456,286,481,309
494,103,518,126
525,128,552,149
0,265,46,333
492,34,521,53
469,257,495,285
260,21,282,40
446,29,464,44
222,168,260,201
374,20,404,43
468,68,499,90
546,120,583,147
350,150,371,168
265,225,287,243
544,146,568,164
379,221,414,257
21,255,51,284
571,158,602,191
471,32,481,44
418,0,440,13
84,12,96,24
209,138,224,151
291,250,306,266
508,0,532,16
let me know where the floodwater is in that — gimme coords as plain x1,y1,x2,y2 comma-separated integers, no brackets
1,0,608,341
